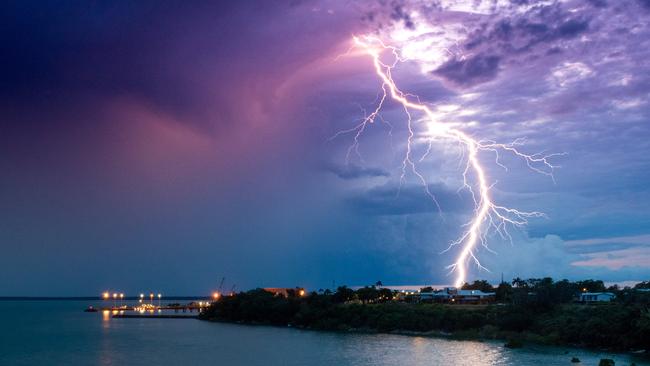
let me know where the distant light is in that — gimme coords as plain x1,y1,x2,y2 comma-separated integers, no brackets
102,292,109,299
113,293,118,299
158,294,161,298
120,293,124,298
140,293,144,298
299,289,305,297
212,292,220,299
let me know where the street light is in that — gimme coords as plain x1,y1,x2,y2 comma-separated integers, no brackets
119,293,124,307
212,292,220,301
139,293,144,304
158,293,161,307
149,293,154,305
113,293,118,308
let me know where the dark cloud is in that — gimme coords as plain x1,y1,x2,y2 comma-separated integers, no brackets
323,163,390,180
433,54,501,87
432,3,590,88
347,183,472,216
466,17,589,53
586,0,607,8
556,19,589,38
390,3,415,29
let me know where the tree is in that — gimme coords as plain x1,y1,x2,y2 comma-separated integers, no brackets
496,282,513,303
552,279,579,303
332,286,355,303
378,288,393,302
462,280,494,293
357,286,379,304
512,277,527,288
575,279,606,293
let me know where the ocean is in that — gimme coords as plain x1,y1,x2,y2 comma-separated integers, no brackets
0,300,647,366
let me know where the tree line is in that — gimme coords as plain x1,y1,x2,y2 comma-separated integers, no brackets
199,277,650,352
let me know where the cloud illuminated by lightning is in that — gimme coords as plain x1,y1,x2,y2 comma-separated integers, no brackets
337,35,563,287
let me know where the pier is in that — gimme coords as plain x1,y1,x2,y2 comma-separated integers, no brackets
112,314,198,319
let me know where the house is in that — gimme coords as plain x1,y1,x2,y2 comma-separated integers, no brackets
580,292,615,302
419,291,451,302
455,289,496,304
419,287,495,304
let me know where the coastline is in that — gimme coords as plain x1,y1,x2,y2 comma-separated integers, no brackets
200,316,650,360
199,286,650,356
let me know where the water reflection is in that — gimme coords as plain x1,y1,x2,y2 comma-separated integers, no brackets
0,301,647,366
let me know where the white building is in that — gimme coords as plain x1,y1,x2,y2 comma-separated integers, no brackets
580,292,615,302
419,288,495,304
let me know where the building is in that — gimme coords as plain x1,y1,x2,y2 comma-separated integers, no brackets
455,289,496,304
419,288,495,304
580,292,615,303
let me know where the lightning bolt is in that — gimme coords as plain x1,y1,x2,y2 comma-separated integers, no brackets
338,35,563,288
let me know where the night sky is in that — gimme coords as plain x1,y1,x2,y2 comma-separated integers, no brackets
2,0,650,296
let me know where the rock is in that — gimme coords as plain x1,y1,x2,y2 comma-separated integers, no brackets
504,339,523,349
571,357,580,363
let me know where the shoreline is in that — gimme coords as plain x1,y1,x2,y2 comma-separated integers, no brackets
200,316,650,359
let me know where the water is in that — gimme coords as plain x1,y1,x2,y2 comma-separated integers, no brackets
0,300,647,366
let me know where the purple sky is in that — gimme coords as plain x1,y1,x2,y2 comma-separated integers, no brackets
1,0,649,295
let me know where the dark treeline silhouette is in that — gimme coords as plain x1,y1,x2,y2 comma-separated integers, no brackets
199,278,650,352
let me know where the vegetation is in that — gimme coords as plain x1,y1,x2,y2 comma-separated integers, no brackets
199,278,650,352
